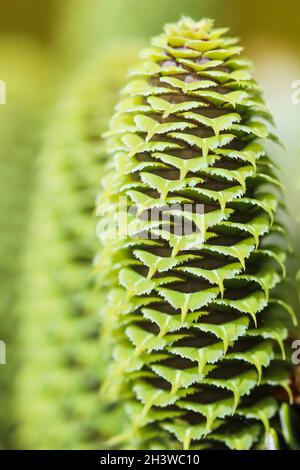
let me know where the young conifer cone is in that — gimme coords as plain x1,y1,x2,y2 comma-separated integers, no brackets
16,46,138,449
0,39,54,449
98,18,297,450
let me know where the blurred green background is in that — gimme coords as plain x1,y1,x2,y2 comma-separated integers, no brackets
0,0,299,449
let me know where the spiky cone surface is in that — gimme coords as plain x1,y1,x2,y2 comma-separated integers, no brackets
0,38,55,449
15,45,138,449
97,18,297,450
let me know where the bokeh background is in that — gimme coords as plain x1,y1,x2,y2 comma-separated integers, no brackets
0,0,299,449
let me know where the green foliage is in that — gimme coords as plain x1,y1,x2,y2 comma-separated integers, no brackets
97,18,296,450
15,45,138,449
0,37,55,449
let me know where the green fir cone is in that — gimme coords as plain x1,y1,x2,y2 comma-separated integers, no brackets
0,38,55,449
97,18,297,450
16,45,138,449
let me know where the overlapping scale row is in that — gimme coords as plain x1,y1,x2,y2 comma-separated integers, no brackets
97,18,296,450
